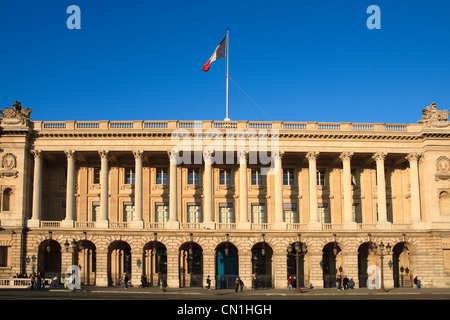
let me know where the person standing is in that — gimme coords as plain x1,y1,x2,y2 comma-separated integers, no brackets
206,275,211,290
287,276,293,290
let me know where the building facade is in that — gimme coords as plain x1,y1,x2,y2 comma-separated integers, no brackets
1,101,450,289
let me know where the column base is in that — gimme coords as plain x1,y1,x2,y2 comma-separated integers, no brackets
377,221,392,229
274,221,287,230
96,220,109,228
309,221,323,231
202,221,216,230
61,219,74,228
343,221,358,230
237,221,251,230
130,220,144,229
166,220,180,229
27,219,40,228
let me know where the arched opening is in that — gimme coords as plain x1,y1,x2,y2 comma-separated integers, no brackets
251,242,273,288
440,191,450,215
108,241,131,286
75,240,96,286
322,242,342,288
38,240,61,280
179,242,203,287
287,242,308,288
2,188,12,212
143,241,167,287
357,242,377,288
215,241,238,289
393,242,412,288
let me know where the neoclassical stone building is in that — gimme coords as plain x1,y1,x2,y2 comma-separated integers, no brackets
0,101,450,289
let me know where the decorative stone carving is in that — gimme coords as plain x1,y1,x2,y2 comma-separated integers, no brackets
0,101,32,125
436,156,450,181
418,102,449,128
0,153,18,178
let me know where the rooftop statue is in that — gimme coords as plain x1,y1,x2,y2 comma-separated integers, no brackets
419,102,449,127
0,101,32,119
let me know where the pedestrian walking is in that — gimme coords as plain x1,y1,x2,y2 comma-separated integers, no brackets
292,276,297,290
336,275,342,291
124,274,129,289
414,276,421,289
205,275,211,290
287,276,293,290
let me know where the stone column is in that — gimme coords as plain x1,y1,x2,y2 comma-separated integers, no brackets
340,152,356,229
167,150,180,229
95,250,109,287
407,153,423,226
203,150,215,229
237,151,250,229
132,150,144,228
29,150,43,227
62,150,76,227
373,152,390,227
273,151,286,230
306,152,321,229
98,150,110,228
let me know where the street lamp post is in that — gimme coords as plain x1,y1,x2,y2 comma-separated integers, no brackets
287,239,307,293
370,241,392,292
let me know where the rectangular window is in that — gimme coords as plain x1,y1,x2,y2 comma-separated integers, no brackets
219,203,234,223
188,168,200,185
0,247,7,267
155,202,169,223
92,201,100,222
123,201,134,222
251,169,263,186
317,169,326,186
187,202,202,223
219,168,232,185
318,203,330,223
283,169,295,186
93,167,101,184
125,168,135,185
156,168,168,185
353,203,362,223
251,203,266,223
283,203,298,223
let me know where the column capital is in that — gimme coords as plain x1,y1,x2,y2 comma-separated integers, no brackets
271,150,284,159
372,152,387,162
306,151,319,161
339,151,354,162
203,150,214,164
167,149,179,161
99,150,110,159
406,152,422,163
31,149,43,158
237,150,248,163
64,150,77,159
133,150,144,160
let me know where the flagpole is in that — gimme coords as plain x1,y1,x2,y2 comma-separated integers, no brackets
224,28,230,121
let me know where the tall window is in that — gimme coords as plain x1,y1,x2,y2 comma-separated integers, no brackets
187,202,202,223
251,203,266,223
251,169,263,186
283,203,298,223
352,203,362,223
283,169,295,186
0,247,7,267
188,168,200,185
219,203,234,223
93,167,101,184
125,168,135,185
2,188,12,211
156,168,168,185
155,202,169,222
123,202,134,222
317,169,326,186
92,201,100,222
318,203,330,223
376,203,392,223
219,168,232,185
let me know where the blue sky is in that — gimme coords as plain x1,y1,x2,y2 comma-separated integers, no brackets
0,0,449,123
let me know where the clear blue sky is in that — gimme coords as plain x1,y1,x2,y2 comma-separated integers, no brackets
1,0,449,123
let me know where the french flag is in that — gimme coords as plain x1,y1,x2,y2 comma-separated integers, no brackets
201,35,227,72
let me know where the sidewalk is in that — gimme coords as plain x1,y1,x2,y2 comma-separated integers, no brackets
54,285,450,297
